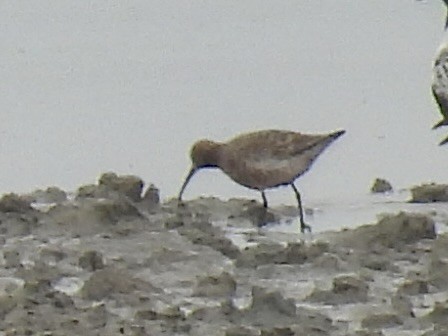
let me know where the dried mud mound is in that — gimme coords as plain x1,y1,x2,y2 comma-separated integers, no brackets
0,173,446,335
410,183,448,203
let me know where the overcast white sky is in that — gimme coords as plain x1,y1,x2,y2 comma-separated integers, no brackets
0,0,447,204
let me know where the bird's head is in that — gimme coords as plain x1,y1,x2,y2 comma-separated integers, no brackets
178,139,221,201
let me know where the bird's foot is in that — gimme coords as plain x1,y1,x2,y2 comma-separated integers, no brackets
300,222,312,234
177,198,188,209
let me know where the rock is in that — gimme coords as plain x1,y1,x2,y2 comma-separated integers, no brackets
360,253,395,272
48,198,142,236
79,250,104,271
284,241,329,264
421,326,448,336
81,267,157,300
0,277,24,296
238,205,276,227
236,241,328,267
25,187,67,204
260,327,294,336
391,293,414,318
361,313,402,329
98,172,144,202
39,248,67,264
250,286,297,317
370,178,393,193
49,291,74,309
0,213,36,238
225,326,260,336
410,183,448,203
428,256,448,290
91,198,141,223
127,325,147,336
134,304,182,321
337,212,436,250
236,242,287,267
76,172,146,202
133,297,187,334
141,184,160,210
0,278,23,319
16,261,61,286
307,273,369,304
3,250,21,268
0,193,33,213
375,212,436,245
76,184,110,199
352,330,384,336
332,274,368,297
0,294,18,319
164,215,184,230
397,279,429,296
193,272,236,297
22,278,53,298
293,307,335,335
432,234,448,259
421,300,448,324
313,253,347,271
188,299,235,322
84,303,107,329
177,220,240,259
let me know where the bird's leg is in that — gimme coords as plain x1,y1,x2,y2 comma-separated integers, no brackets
261,191,268,208
291,183,311,233
256,191,270,227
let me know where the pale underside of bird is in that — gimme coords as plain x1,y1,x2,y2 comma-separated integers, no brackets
178,129,345,233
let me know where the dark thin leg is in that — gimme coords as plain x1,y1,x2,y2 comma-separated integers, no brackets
261,191,268,208
291,183,311,233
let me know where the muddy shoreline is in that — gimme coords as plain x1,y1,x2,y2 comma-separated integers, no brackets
0,173,447,335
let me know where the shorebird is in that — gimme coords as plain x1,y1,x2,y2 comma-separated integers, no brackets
430,0,448,145
178,129,345,233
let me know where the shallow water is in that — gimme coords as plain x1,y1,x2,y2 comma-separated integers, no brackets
1,0,448,231
220,191,448,233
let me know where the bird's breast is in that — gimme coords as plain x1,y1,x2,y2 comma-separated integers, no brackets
219,155,307,190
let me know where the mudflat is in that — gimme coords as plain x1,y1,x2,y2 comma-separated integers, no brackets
0,173,446,336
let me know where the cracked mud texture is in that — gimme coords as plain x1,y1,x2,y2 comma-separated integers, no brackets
0,172,447,335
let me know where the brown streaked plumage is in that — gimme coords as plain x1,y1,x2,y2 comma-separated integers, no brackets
429,0,448,145
178,129,345,233
432,43,448,146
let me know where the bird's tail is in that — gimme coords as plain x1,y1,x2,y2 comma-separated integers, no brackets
329,129,346,140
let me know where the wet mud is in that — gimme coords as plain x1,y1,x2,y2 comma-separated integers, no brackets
0,173,447,335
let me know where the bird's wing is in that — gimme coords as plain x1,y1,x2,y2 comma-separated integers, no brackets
228,130,327,162
432,49,448,121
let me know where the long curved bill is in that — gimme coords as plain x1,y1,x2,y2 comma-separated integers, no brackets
178,167,197,201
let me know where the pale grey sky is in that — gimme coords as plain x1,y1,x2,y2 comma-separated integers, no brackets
0,1,446,204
